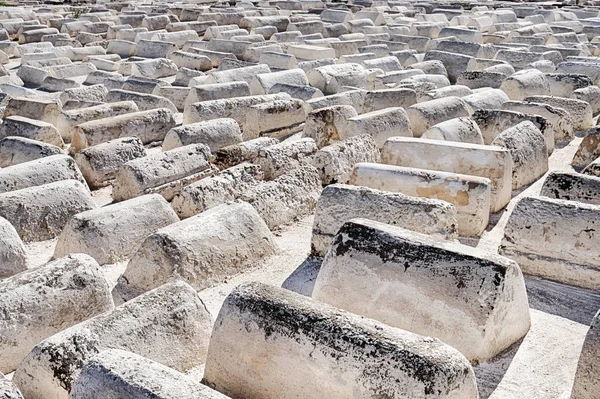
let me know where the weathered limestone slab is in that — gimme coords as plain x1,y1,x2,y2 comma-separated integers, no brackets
541,171,600,206
573,127,600,169
0,137,63,168
240,165,322,230
500,196,600,290
382,137,513,213
311,135,380,185
311,184,458,256
59,84,107,106
250,68,308,95
113,144,215,202
186,81,250,104
254,138,317,180
351,163,491,237
492,121,548,190
183,93,291,133
56,101,140,143
524,95,594,132
303,105,358,148
70,349,230,399
106,89,177,113
55,194,179,265
406,96,471,137
574,85,600,115
556,61,600,85
163,118,242,153
0,254,113,373
118,202,276,300
343,107,412,148
305,89,365,113
472,109,553,152
423,50,473,84
72,108,176,152
214,137,279,170
571,309,600,399
3,96,62,126
206,64,270,85
502,100,573,142
0,154,86,194
1,115,64,147
546,73,592,98
0,216,27,278
0,373,23,399
203,282,478,399
0,180,95,242
314,218,530,363
500,69,551,100
245,98,307,140
421,117,484,145
171,163,263,219
74,137,147,189
131,58,178,79
583,156,600,178
14,281,213,399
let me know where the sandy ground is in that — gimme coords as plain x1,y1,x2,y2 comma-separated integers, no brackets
15,131,596,396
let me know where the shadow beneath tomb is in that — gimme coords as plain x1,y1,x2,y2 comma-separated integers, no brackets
473,338,524,399
525,275,600,326
281,255,323,297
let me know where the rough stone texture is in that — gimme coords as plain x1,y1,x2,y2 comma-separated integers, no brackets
1,115,64,147
14,281,212,399
0,137,64,168
71,108,176,152
245,98,307,140
183,93,291,134
500,196,600,290
421,117,484,145
3,96,61,126
0,154,87,194
214,137,279,170
311,135,380,185
0,216,28,278
311,184,458,256
56,101,139,143
500,69,551,100
502,100,573,142
117,202,276,300
172,163,263,219
344,107,412,147
0,180,96,242
314,219,531,363
162,118,243,153
70,349,230,399
382,137,513,213
406,96,471,137
204,282,478,399
571,309,600,399
254,138,317,180
491,121,548,190
240,165,322,230
524,95,593,132
573,127,600,169
0,254,114,374
471,109,554,153
54,194,179,265
351,163,491,237
112,144,214,202
0,373,24,399
541,172,600,206
74,137,147,189
302,105,358,148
